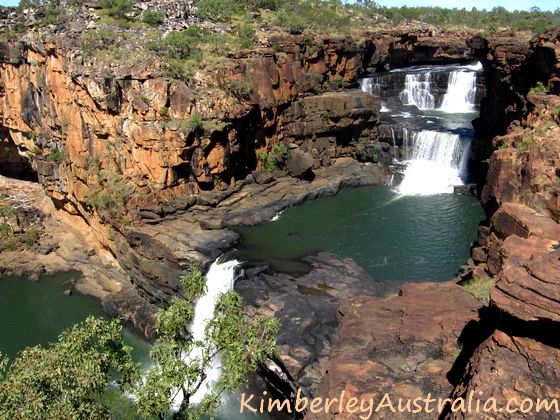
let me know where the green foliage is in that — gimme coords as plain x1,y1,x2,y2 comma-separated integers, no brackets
46,147,64,163
350,136,371,147
86,169,134,221
517,136,534,153
256,150,276,172
462,277,494,303
333,75,349,89
0,317,138,419
237,22,255,48
142,10,165,26
82,28,119,55
159,106,169,117
529,81,548,94
275,0,350,34
137,268,280,419
229,75,253,98
22,227,39,248
40,5,65,26
196,0,243,21
357,3,559,33
0,203,15,219
17,0,42,11
180,263,207,301
272,143,287,155
97,0,135,23
0,223,12,238
188,114,204,132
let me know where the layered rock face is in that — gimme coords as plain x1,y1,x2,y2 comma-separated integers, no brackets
449,31,560,419
307,31,560,420
0,24,478,316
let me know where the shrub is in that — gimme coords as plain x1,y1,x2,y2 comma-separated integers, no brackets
46,148,64,163
97,0,135,22
256,150,277,173
86,170,134,222
272,143,287,155
142,10,164,26
188,114,204,131
529,81,547,94
517,136,533,153
229,76,253,98
159,106,169,117
23,227,39,248
0,223,12,238
462,277,494,303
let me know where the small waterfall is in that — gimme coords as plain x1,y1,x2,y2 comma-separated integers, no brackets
174,258,241,407
399,73,435,110
398,130,469,195
439,71,477,113
359,77,380,97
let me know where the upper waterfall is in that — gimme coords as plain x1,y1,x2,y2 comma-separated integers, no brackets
439,71,478,113
399,73,435,110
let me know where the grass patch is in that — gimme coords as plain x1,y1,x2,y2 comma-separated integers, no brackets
462,277,494,304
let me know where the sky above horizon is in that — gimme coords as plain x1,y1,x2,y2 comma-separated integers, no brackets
0,0,557,11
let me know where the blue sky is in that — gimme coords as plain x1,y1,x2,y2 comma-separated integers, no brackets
0,0,557,11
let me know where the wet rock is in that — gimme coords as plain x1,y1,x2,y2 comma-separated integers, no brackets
63,289,72,296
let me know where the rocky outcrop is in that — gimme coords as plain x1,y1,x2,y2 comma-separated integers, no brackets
236,253,396,395
308,282,484,419
448,331,560,420
118,158,388,306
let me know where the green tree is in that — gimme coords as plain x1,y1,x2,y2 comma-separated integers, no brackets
136,264,280,419
0,317,138,419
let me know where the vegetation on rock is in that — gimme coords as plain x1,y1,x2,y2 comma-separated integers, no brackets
134,263,280,418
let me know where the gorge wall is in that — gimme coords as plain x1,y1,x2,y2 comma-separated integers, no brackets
312,30,560,419
0,27,479,330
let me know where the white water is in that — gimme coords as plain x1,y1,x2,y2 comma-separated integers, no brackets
439,71,477,113
173,258,241,407
399,73,435,110
399,130,470,195
359,77,380,97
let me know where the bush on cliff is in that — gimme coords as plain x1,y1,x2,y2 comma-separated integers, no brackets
136,263,280,418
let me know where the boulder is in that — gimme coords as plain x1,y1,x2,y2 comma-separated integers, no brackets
285,150,314,179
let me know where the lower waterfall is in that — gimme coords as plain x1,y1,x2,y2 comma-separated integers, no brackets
173,258,241,407
399,130,470,195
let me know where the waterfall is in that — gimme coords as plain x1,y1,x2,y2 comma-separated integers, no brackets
398,130,469,195
173,258,241,407
439,71,477,113
359,77,380,97
399,73,435,110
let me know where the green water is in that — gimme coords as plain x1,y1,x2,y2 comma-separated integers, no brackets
233,186,485,281
0,271,150,363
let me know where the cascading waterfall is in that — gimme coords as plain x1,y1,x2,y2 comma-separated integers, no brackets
398,130,470,195
173,258,241,407
439,71,478,113
399,73,435,110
